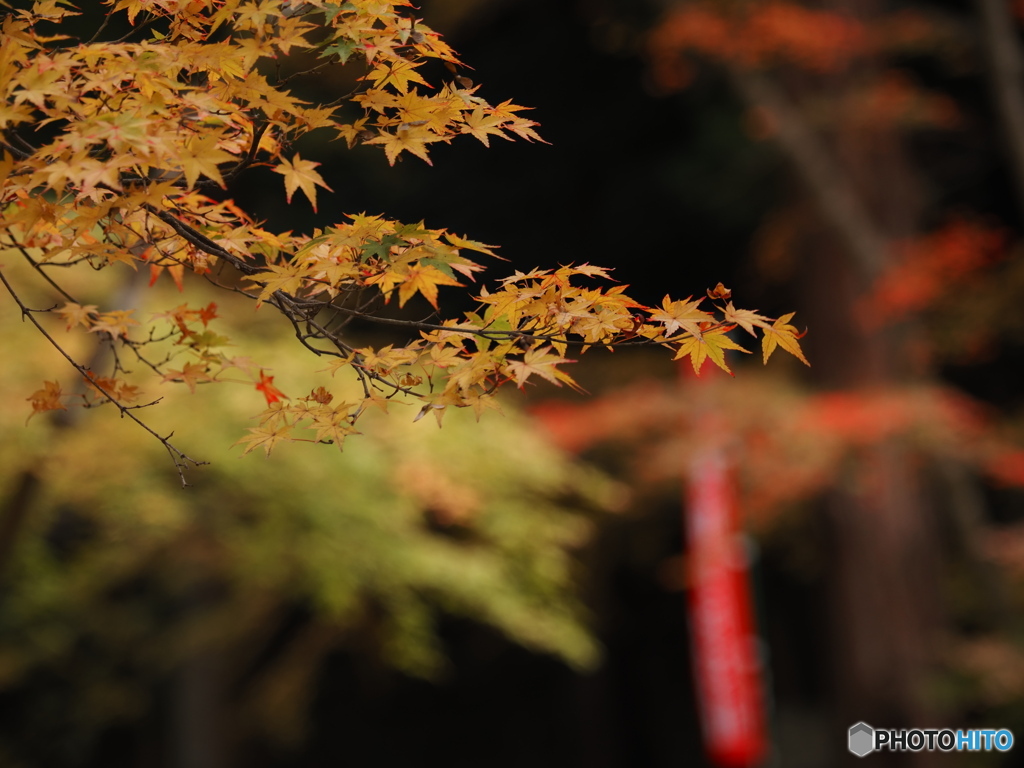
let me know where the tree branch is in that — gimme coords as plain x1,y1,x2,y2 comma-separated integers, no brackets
976,0,1024,222
732,70,889,282
0,267,207,486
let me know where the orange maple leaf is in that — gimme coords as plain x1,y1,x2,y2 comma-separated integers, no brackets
307,386,334,404
198,302,218,326
706,282,732,300
148,263,186,291
161,363,213,394
26,380,67,422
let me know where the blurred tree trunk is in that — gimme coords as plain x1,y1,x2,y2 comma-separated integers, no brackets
976,0,1024,220
172,650,225,768
734,17,948,767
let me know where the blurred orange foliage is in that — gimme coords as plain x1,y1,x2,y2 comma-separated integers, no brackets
864,219,1008,325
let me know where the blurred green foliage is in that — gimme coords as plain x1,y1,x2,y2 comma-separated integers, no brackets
0,258,622,759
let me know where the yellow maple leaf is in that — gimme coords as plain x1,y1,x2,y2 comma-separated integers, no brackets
722,301,772,336
179,133,235,189
393,89,442,124
55,302,97,330
352,88,398,113
673,326,751,375
465,391,503,420
364,60,430,95
367,123,443,165
397,264,462,308
761,312,810,366
460,108,510,146
444,232,498,258
309,414,358,449
273,154,333,212
503,116,545,143
569,263,616,280
247,263,311,305
89,309,139,338
232,423,295,456
505,346,580,390
649,296,713,337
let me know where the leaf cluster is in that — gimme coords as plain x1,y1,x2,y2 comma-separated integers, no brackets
0,0,807,476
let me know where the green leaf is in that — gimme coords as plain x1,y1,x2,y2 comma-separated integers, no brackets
418,256,456,279
359,234,404,262
319,37,358,63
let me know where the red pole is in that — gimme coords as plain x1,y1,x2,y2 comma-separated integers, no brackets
682,359,769,767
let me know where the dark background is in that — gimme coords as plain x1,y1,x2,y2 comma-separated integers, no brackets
6,0,1024,766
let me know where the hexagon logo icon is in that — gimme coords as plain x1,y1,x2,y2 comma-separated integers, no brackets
849,722,875,757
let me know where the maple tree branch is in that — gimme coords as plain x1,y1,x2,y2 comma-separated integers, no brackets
276,59,337,89
15,189,736,412
183,268,396,400
6,233,79,304
0,267,207,486
118,334,179,377
151,208,263,280
0,137,33,161
25,255,94,268
151,205,666,352
5,231,174,378
270,292,424,398
176,250,420,399
110,15,158,44
84,13,113,45
223,120,271,182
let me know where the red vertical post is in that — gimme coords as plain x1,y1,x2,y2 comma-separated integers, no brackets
682,360,768,767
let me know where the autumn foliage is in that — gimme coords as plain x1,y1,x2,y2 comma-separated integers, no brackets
863,218,1008,325
0,0,807,479
649,0,941,88
534,373,1024,525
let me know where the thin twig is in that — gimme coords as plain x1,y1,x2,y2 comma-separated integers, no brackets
8,234,79,303
0,267,207,486
85,13,112,45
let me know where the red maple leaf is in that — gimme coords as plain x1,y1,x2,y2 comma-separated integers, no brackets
255,370,286,405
